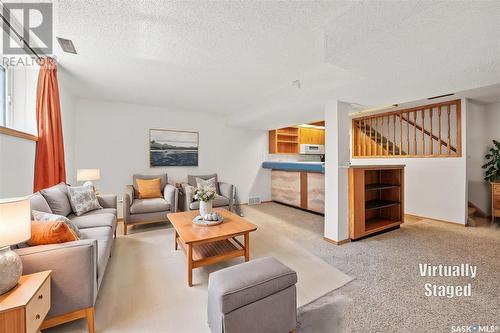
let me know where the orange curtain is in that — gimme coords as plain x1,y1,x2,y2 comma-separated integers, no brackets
33,58,66,192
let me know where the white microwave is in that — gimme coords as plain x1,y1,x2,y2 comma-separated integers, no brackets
300,144,324,155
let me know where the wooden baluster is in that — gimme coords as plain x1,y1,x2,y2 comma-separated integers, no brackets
430,108,434,155
456,101,462,157
385,116,389,155
447,105,451,155
406,112,410,155
421,109,425,156
363,119,367,156
365,120,370,156
399,113,403,155
393,114,396,155
376,117,380,156
355,120,359,156
413,111,417,155
438,107,442,155
369,118,372,156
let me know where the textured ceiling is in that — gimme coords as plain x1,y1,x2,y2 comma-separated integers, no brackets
54,1,500,128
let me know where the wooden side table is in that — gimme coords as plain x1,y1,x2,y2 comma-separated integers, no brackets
0,271,51,333
492,182,500,223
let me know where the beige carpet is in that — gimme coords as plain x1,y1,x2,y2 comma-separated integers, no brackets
45,206,351,333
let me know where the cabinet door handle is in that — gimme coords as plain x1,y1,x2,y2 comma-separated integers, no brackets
36,314,40,320
38,294,43,300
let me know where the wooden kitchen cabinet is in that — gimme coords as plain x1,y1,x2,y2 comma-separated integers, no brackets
492,182,500,223
299,127,325,145
269,127,300,154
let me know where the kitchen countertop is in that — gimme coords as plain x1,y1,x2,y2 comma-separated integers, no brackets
262,161,325,173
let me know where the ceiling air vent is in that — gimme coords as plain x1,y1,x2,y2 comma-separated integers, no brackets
56,37,77,54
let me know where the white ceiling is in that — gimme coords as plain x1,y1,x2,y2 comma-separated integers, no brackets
54,1,500,129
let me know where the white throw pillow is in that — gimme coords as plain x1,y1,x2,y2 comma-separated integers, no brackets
67,184,102,216
196,177,217,190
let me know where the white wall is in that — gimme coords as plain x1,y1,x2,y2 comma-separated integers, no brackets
73,98,271,205
324,101,350,242
467,101,500,213
350,99,468,225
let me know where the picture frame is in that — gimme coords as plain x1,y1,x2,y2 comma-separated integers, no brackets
149,129,199,167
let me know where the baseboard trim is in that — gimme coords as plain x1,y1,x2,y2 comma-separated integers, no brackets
323,236,350,245
405,214,467,227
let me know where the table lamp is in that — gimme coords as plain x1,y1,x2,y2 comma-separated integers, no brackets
0,197,31,295
77,169,101,193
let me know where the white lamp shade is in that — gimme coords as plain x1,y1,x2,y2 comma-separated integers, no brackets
77,169,101,182
0,197,31,248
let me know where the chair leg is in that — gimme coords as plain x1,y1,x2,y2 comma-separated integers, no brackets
123,223,128,235
85,307,95,333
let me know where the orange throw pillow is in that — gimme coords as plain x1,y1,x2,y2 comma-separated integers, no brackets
28,220,79,246
136,178,162,199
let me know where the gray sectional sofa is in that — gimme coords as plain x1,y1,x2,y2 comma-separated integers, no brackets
15,183,117,333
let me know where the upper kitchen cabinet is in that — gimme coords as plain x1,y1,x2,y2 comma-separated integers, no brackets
269,127,300,154
299,127,325,145
269,122,325,154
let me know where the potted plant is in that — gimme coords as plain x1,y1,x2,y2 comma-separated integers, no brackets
482,140,500,182
194,185,217,216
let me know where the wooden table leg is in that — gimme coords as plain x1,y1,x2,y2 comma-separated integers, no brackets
174,231,178,250
244,233,250,262
187,244,193,287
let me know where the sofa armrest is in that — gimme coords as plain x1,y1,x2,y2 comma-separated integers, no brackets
180,184,196,211
97,194,117,209
123,185,134,222
163,184,179,213
15,239,98,318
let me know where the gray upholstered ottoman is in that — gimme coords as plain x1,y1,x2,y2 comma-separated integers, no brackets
208,257,298,333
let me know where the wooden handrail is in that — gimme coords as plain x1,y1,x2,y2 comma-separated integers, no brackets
352,99,461,158
398,113,457,153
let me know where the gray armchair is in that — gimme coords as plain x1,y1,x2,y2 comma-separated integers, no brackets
179,173,235,212
123,173,178,235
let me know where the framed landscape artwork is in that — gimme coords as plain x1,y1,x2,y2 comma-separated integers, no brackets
149,129,199,167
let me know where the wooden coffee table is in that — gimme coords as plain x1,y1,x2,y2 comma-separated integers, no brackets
167,208,258,287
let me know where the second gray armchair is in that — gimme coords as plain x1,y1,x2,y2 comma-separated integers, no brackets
123,173,178,235
179,173,235,212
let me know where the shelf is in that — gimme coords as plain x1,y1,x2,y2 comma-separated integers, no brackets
277,140,299,144
365,184,400,191
276,133,298,137
365,199,399,210
365,218,403,233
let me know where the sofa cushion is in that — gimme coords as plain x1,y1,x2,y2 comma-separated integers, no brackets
32,210,81,237
79,227,112,284
136,178,162,199
189,195,229,210
130,198,170,214
67,185,102,216
30,192,52,216
133,174,167,196
79,208,117,217
208,257,297,314
40,183,72,216
68,213,116,230
28,220,79,246
188,174,219,194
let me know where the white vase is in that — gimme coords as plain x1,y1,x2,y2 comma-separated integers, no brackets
199,200,213,216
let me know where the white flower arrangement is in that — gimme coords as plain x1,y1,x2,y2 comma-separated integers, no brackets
194,185,216,202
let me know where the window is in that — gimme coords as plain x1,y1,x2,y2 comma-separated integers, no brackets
0,65,5,127
0,65,38,140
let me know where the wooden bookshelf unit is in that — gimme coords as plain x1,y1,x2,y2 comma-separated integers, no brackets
348,165,405,240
